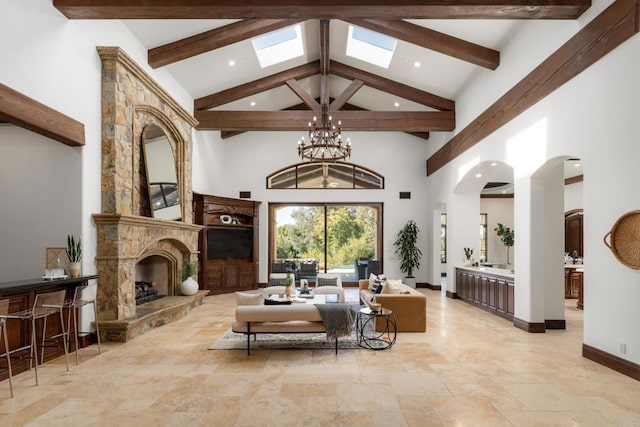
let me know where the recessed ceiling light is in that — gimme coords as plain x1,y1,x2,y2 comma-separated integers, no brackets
228,60,235,66
250,101,256,107
490,162,498,166
502,190,507,194
574,163,581,167
414,61,421,68
394,102,400,107
475,173,482,178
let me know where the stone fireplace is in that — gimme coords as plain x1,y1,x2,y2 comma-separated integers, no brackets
93,47,204,341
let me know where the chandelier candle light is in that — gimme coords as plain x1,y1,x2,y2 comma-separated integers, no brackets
298,105,351,162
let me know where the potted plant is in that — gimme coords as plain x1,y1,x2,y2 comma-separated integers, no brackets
181,257,199,296
66,235,82,277
284,266,294,297
464,247,473,265
494,223,515,265
393,220,422,288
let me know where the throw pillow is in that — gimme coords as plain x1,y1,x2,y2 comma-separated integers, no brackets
235,291,263,306
269,277,287,286
382,279,403,294
317,277,338,287
368,273,377,290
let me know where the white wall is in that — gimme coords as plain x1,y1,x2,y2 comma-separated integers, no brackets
480,198,514,264
564,181,584,212
424,1,640,365
0,0,192,280
192,129,431,284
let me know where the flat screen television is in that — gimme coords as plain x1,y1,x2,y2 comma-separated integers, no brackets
207,227,253,260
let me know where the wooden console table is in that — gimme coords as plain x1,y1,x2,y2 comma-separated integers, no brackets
0,275,98,380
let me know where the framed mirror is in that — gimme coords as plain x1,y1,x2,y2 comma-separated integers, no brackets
142,124,181,220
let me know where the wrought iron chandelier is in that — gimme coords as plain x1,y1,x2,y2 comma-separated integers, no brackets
297,105,351,162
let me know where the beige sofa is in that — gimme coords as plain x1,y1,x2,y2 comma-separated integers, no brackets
359,279,427,332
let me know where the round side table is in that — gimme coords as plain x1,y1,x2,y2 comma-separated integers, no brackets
356,307,397,350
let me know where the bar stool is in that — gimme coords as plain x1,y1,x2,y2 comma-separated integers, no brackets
0,290,69,390
64,282,101,365
0,299,14,397
37,290,71,371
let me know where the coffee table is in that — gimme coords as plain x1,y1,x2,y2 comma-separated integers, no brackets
356,307,397,350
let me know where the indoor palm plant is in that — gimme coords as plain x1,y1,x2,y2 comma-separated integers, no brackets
181,258,200,296
393,220,422,288
66,235,82,277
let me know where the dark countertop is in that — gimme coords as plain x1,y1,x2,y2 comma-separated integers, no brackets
0,274,99,293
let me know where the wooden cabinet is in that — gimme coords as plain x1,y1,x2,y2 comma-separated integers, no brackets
565,210,583,257
564,266,583,300
193,193,260,295
456,268,514,320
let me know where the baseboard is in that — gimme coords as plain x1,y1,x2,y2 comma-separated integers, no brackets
445,290,459,299
583,344,640,382
513,317,546,333
419,282,441,290
77,333,98,349
544,319,566,330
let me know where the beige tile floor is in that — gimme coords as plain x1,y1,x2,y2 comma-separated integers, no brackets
0,288,639,426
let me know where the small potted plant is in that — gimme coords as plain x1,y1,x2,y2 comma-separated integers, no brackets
393,220,422,288
284,266,294,297
66,235,82,277
464,247,473,265
181,257,199,296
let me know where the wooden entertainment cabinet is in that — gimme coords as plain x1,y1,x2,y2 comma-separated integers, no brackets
193,193,260,295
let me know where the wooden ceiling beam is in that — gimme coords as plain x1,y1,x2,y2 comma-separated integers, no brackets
194,61,320,110
218,100,430,140
319,19,330,107
426,0,639,176
331,60,454,111
148,19,303,68
345,18,500,70
0,83,85,147
194,110,454,132
285,79,320,110
331,79,364,110
53,1,591,20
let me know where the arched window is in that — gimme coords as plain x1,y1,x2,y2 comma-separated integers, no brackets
267,162,384,189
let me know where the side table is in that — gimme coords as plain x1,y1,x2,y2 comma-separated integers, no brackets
356,307,397,350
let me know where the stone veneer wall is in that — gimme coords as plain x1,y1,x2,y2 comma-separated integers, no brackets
94,47,201,321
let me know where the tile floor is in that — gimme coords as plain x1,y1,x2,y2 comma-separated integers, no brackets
0,289,639,426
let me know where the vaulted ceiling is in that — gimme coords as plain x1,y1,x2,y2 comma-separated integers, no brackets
53,1,591,142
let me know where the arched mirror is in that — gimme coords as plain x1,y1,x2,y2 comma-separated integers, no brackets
142,124,181,220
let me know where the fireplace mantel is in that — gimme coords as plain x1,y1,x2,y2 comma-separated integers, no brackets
95,46,203,330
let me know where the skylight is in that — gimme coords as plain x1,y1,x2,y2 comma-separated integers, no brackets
252,25,304,68
346,25,397,69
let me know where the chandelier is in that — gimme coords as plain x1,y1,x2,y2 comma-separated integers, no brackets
297,105,351,162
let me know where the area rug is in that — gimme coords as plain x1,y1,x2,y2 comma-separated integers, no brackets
208,329,361,351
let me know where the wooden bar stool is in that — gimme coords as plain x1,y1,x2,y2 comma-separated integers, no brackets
0,299,14,397
64,282,101,365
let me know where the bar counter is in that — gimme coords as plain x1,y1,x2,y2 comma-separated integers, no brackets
0,275,98,381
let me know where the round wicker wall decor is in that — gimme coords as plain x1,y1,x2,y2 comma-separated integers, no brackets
604,210,640,269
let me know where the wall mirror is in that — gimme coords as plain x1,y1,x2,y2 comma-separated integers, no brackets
142,124,181,220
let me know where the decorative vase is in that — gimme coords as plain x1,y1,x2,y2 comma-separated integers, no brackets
285,286,292,297
181,277,199,296
68,262,81,278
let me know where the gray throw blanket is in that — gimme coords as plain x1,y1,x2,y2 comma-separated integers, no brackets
314,304,355,339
